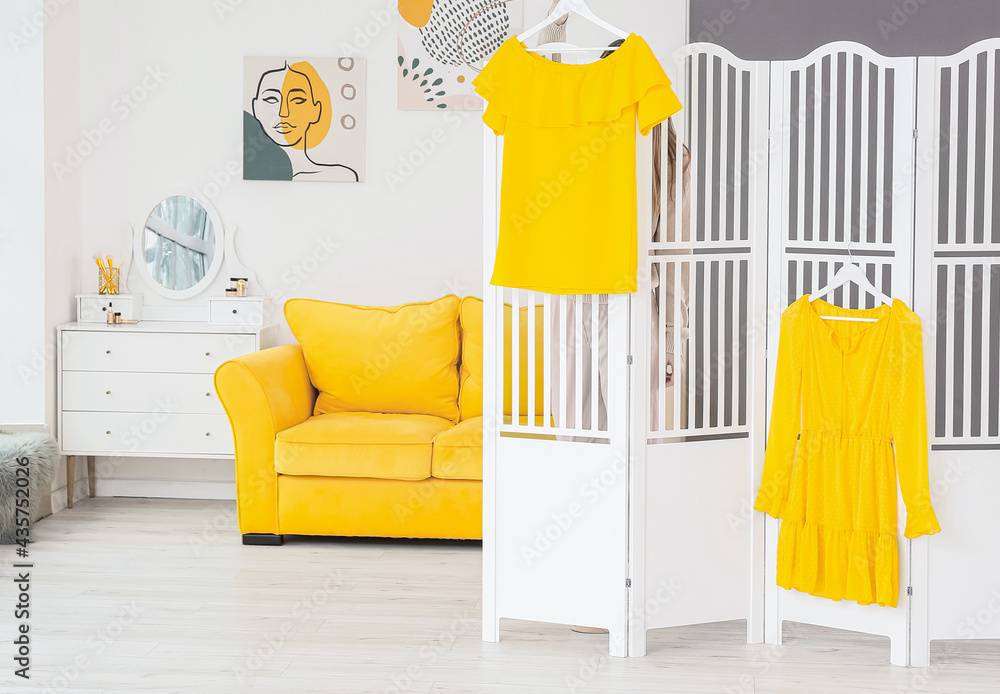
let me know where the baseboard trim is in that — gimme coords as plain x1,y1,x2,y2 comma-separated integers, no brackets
0,424,51,435
50,487,69,514
96,479,236,500
48,483,96,514
49,479,236,513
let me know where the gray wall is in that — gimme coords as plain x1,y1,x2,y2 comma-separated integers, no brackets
689,0,1000,60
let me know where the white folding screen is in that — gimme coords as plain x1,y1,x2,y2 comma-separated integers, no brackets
482,134,632,654
913,38,1000,666
629,44,769,656
765,43,918,666
482,37,999,666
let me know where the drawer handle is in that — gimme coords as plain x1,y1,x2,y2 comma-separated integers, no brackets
232,309,238,314
205,351,211,356
206,392,212,397
105,430,111,435
106,350,111,354
205,432,211,436
106,390,111,395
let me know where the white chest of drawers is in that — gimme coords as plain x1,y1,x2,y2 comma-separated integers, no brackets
57,321,276,460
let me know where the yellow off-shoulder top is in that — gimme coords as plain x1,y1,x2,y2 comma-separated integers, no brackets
473,33,682,294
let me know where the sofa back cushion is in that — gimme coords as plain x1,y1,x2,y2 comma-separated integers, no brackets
285,296,461,421
459,297,484,420
457,297,544,420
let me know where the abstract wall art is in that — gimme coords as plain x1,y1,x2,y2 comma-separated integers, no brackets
244,57,366,182
398,0,523,110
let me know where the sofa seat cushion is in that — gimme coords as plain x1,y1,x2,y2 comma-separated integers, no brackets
275,412,452,480
431,417,483,480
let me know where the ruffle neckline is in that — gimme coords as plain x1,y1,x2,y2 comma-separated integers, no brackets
473,33,674,129
507,32,641,72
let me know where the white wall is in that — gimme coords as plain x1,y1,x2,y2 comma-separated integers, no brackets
57,0,687,496
0,0,46,426
43,0,82,512
77,0,486,340
75,0,688,342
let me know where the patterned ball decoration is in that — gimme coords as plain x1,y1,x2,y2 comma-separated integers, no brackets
419,0,510,66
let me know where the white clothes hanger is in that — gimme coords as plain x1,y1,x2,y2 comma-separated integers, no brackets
808,241,892,322
518,0,628,54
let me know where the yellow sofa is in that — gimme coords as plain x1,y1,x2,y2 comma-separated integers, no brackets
215,295,544,544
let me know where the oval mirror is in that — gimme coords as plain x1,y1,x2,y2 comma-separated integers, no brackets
138,195,223,298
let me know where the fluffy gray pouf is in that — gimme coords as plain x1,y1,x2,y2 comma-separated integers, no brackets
0,432,59,543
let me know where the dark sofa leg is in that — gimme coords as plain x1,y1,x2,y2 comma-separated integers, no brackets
242,533,284,546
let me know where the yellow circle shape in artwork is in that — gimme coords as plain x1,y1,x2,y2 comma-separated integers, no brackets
399,0,434,28
282,61,332,150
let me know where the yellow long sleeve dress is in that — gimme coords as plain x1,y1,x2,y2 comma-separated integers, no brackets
754,295,941,607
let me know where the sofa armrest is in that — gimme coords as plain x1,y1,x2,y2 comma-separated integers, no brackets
215,344,317,534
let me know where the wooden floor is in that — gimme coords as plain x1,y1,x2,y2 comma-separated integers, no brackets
9,498,999,693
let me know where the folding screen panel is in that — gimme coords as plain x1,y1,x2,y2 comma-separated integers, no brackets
766,43,918,666
628,43,769,655
913,38,1000,666
482,140,632,656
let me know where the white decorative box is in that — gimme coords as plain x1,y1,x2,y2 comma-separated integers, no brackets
77,294,143,323
207,296,269,327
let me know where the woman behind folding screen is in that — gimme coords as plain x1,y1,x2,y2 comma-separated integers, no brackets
548,57,692,439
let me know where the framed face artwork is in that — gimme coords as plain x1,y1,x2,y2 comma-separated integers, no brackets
243,57,366,182
398,0,523,110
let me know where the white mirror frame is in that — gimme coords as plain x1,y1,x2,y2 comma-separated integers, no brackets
133,193,226,300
